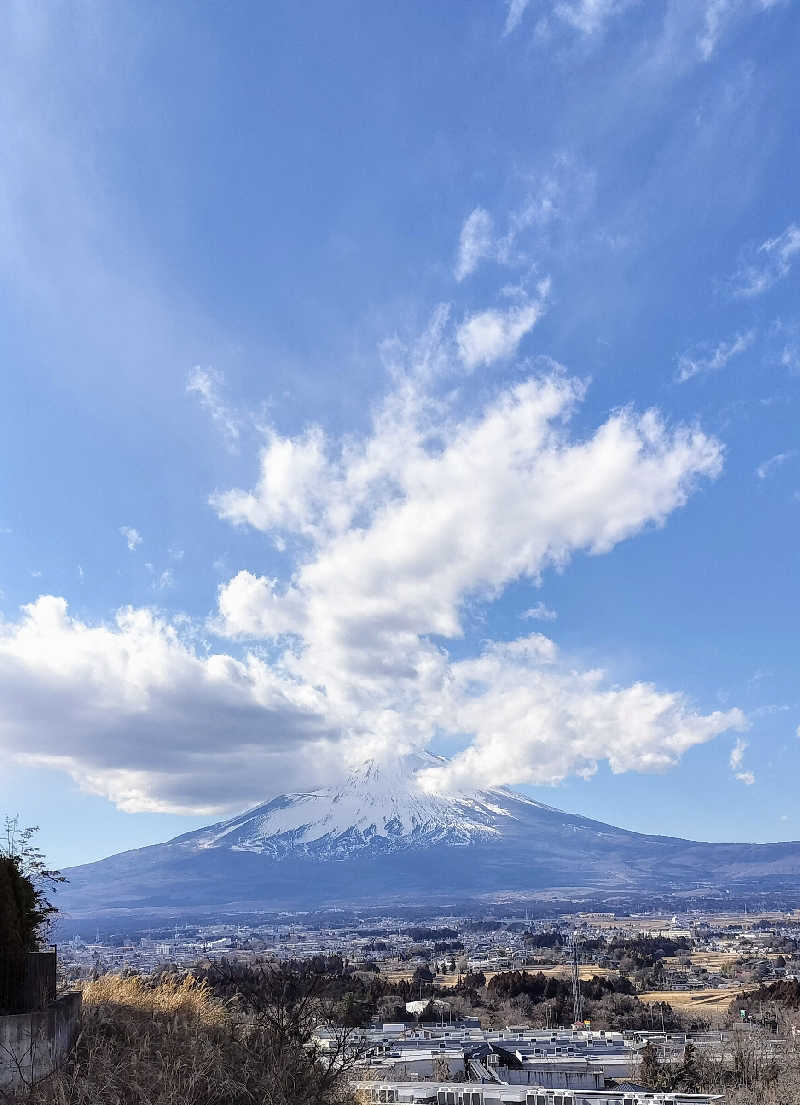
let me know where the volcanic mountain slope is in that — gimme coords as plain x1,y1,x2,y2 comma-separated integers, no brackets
61,751,800,917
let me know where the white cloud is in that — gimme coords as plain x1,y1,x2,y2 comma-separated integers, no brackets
676,330,755,383
0,596,338,814
455,208,495,280
212,425,330,541
729,736,755,785
554,0,638,35
505,0,638,36
731,223,800,298
504,0,532,34
187,367,240,448
729,736,747,770
453,158,595,282
209,358,735,800
698,0,784,60
521,601,558,621
119,526,142,552
418,636,745,792
755,450,796,480
0,330,740,811
154,568,175,592
457,282,550,369
698,0,736,59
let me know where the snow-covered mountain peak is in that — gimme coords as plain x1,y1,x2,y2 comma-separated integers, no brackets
178,750,548,860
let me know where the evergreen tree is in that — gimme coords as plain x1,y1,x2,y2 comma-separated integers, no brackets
0,819,64,953
639,1042,671,1090
677,1042,702,1092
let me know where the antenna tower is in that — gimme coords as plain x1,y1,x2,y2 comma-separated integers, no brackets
570,932,583,1026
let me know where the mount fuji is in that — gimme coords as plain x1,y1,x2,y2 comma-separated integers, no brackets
60,752,800,918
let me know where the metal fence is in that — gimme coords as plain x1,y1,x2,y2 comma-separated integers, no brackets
0,949,57,1014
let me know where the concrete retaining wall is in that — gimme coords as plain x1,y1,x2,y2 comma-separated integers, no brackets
0,991,81,1090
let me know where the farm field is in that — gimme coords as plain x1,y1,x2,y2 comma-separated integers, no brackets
661,951,740,972
638,986,755,1021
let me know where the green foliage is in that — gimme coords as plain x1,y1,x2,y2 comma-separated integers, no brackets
0,819,64,952
733,978,800,1013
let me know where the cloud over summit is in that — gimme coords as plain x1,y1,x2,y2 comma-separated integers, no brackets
0,347,738,813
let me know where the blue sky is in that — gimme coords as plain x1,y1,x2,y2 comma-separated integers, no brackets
1,0,799,868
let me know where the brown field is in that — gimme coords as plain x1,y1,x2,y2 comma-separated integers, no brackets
661,951,741,972
639,987,755,1020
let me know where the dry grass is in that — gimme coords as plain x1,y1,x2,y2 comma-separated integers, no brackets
639,986,756,1023
9,972,355,1105
81,972,226,1025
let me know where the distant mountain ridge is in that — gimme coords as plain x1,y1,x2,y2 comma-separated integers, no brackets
60,752,800,918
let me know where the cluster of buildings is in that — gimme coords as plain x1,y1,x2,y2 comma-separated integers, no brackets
56,908,800,995
355,1085,721,1105
342,1023,726,1105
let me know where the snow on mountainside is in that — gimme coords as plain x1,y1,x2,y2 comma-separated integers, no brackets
60,747,800,919
174,750,555,859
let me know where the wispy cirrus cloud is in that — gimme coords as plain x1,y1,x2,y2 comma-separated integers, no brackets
504,0,637,37
186,367,241,449
730,736,747,769
698,0,785,61
455,208,495,281
676,329,755,383
453,158,595,283
504,0,782,68
729,223,800,299
503,0,532,35
729,736,755,784
755,450,796,480
521,601,558,621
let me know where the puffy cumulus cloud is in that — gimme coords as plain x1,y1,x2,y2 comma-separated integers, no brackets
417,636,746,792
212,426,329,539
457,282,550,369
211,359,737,796
2,354,739,812
0,596,340,814
216,369,723,652
730,222,800,299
